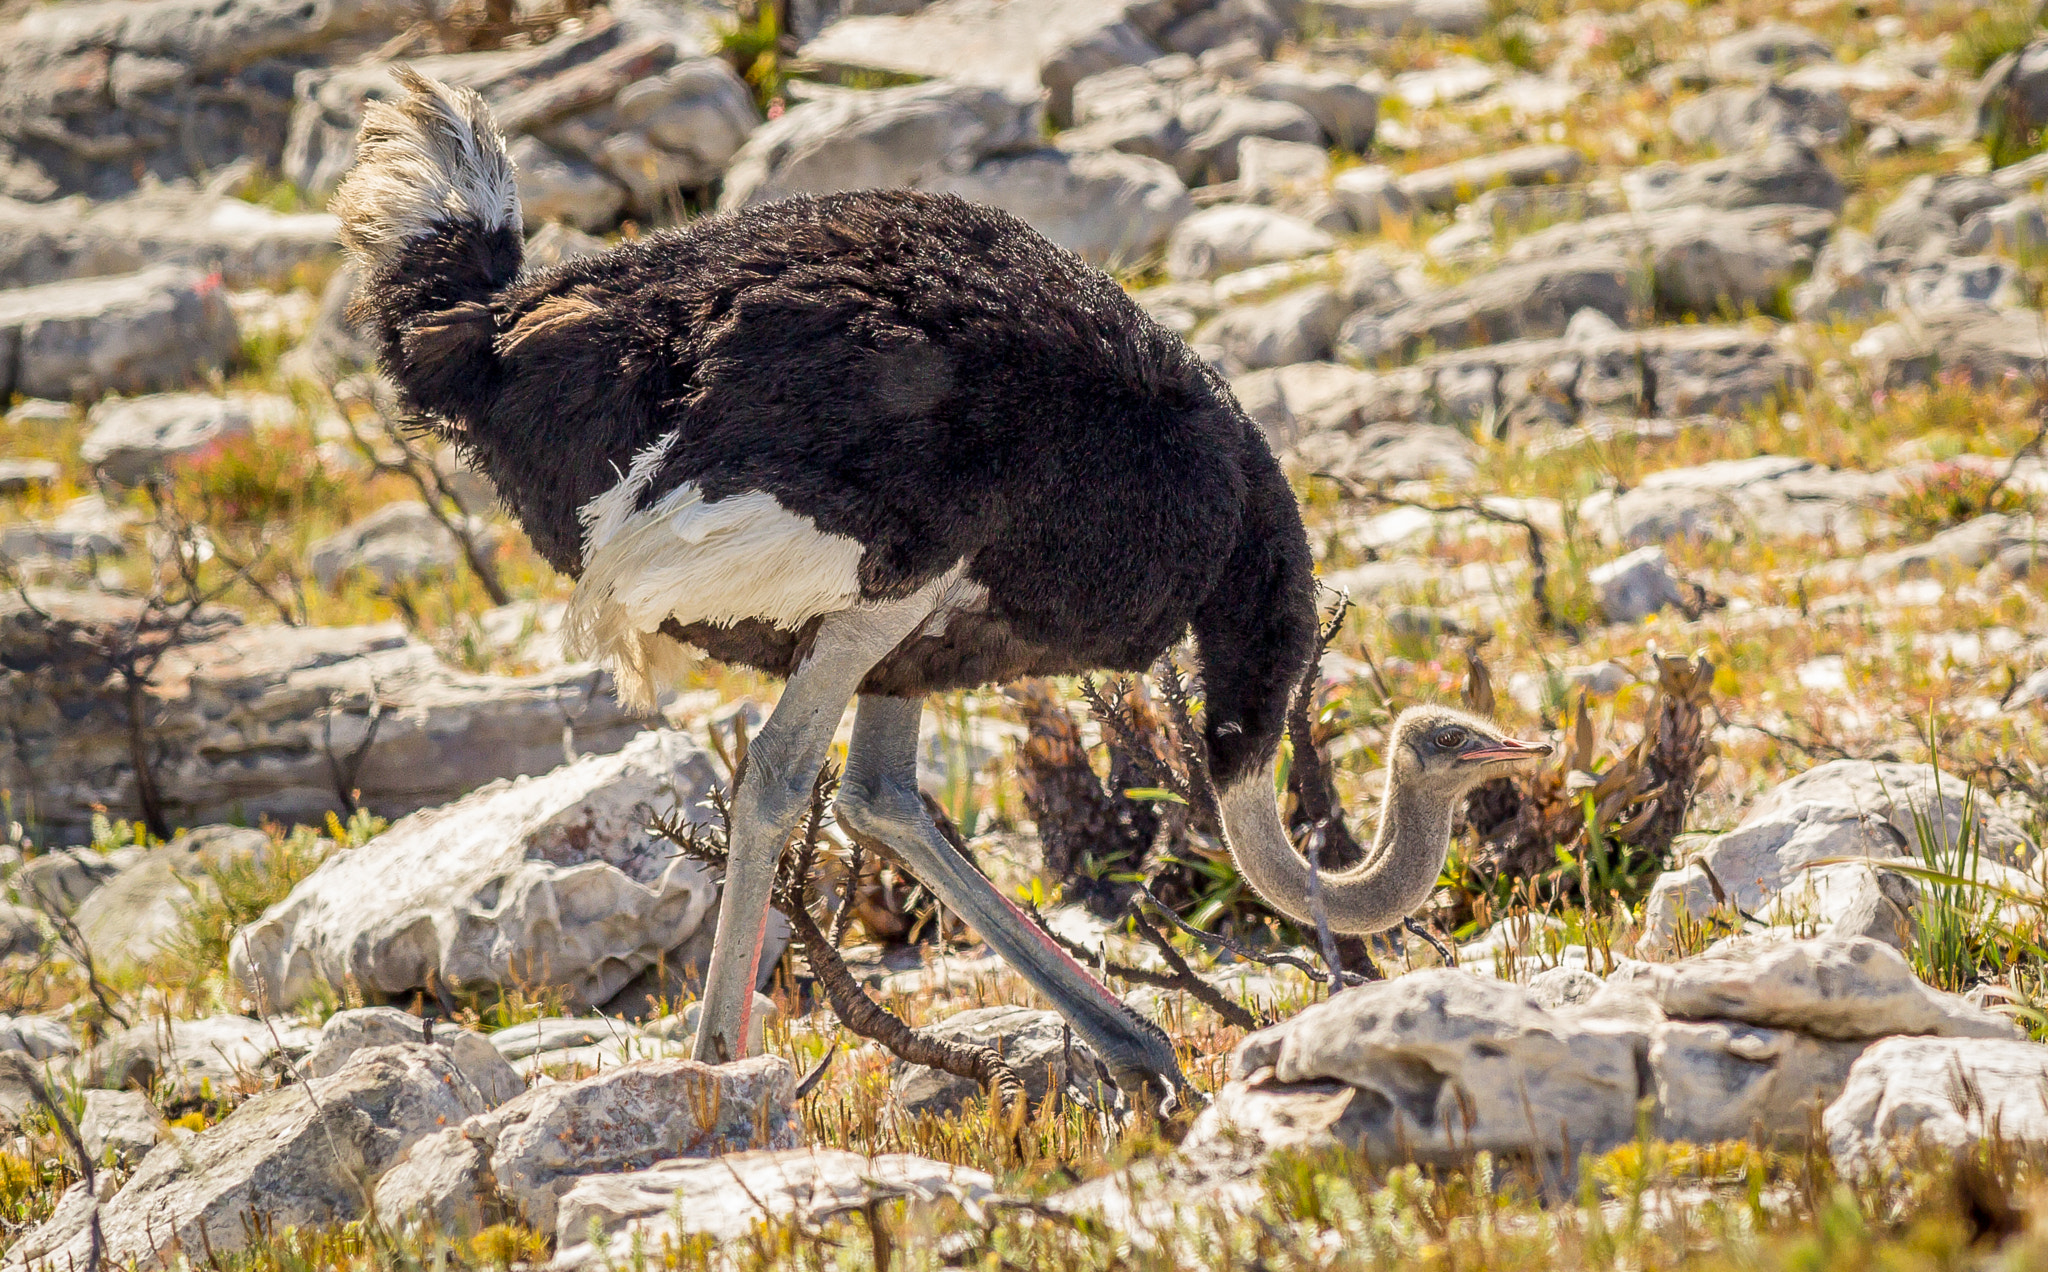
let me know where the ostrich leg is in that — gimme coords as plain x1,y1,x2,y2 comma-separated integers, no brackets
836,694,1192,1112
691,593,937,1065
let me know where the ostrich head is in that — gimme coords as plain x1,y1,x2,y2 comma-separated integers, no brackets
1218,702,1550,938
1384,704,1552,799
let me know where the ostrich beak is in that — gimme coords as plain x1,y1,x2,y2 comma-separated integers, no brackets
1460,737,1552,765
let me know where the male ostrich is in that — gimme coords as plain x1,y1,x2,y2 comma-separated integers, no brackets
331,72,1551,1108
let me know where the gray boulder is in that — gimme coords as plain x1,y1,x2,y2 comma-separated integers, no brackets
15,846,133,915
1826,1036,2048,1171
0,0,413,202
1200,284,1348,370
0,186,338,290
1193,971,1640,1167
508,136,628,233
91,1013,318,1102
0,266,239,402
1165,204,1334,280
302,1007,525,1108
1623,139,1844,215
1648,1020,1863,1148
1577,455,1891,549
1336,251,1637,364
924,147,1191,268
1590,545,1690,623
72,825,270,971
1173,92,1320,184
552,1148,996,1266
1504,203,1831,318
1330,165,1411,234
13,1045,486,1272
1394,144,1583,214
720,82,1040,210
373,1055,797,1234
0,589,655,843
1671,81,1847,149
0,1014,73,1060
1792,228,1895,322
1246,64,1377,150
229,731,750,1016
1615,936,2019,1041
1705,23,1834,81
1854,305,2048,387
891,1005,1109,1117
1639,762,2035,953
307,500,500,592
80,1089,162,1167
79,393,257,486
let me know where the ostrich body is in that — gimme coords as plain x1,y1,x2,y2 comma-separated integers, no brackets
331,73,1549,1109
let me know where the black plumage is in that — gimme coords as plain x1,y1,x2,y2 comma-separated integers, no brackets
351,188,1317,790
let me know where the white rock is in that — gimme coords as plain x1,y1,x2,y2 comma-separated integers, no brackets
1611,936,2019,1041
891,1004,1107,1117
1640,761,2035,953
231,731,752,1016
1246,65,1378,150
13,1045,484,1272
507,135,627,233
1165,204,1336,280
719,82,1041,210
73,826,270,969
1590,545,1689,623
0,1014,72,1060
553,1148,996,1267
373,1055,798,1234
1206,971,1640,1164
1825,1036,2048,1170
307,499,500,591
1330,164,1411,234
79,1089,162,1166
923,147,1191,268
1648,1021,1864,1147
92,1014,319,1103
1394,144,1584,214
1200,284,1348,370
0,266,239,402
302,1007,524,1107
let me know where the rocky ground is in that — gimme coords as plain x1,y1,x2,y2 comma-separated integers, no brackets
3,0,2048,1266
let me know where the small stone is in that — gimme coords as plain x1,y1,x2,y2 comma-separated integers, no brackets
1164,204,1335,280
0,458,59,496
890,1005,1107,1117
1589,545,1689,623
79,1090,162,1167
303,1007,524,1108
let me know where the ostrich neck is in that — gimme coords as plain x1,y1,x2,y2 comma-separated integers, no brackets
1218,760,1457,936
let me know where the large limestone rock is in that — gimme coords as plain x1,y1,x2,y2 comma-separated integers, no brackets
719,82,1041,210
0,0,414,202
91,1014,319,1102
1612,936,2020,1041
1194,971,1640,1166
553,1148,997,1267
307,500,500,591
1854,305,2048,387
0,266,239,402
373,1055,797,1234
1576,456,1896,549
923,147,1192,268
1165,204,1334,279
230,731,736,1015
72,826,270,971
1648,1020,1865,1147
891,1005,1109,1117
1503,204,1832,317
1394,144,1583,214
1622,139,1844,215
1640,762,2035,952
283,15,746,214
301,1007,524,1108
0,590,654,842
1826,1036,2048,1171
1336,251,1638,364
8,1045,486,1272
79,393,260,485
0,187,339,290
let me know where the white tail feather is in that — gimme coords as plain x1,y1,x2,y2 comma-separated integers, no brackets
331,67,519,269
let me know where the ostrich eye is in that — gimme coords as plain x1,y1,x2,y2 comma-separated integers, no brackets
1434,728,1466,750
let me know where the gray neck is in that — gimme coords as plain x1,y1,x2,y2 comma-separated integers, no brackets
1217,755,1459,936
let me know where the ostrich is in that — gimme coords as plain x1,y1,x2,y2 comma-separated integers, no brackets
329,72,1552,1110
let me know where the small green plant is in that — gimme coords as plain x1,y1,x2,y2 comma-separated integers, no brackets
1952,1,2046,76
721,4,787,115
1888,462,2035,537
